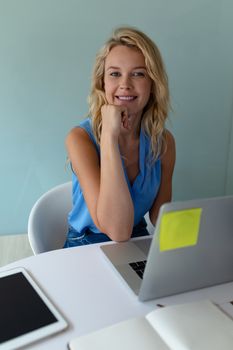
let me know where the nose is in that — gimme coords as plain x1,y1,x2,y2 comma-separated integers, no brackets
119,75,132,90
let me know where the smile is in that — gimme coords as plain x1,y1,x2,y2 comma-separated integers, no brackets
116,96,137,101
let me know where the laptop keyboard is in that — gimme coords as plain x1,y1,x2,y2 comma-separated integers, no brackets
129,260,147,279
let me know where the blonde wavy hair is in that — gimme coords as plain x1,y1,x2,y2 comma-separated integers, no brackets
88,26,170,161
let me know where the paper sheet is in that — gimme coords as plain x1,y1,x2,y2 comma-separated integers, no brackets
159,208,202,251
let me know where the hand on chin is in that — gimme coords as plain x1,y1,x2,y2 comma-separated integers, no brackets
121,112,132,132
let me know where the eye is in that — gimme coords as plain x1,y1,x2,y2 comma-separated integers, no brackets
110,71,121,77
132,71,145,77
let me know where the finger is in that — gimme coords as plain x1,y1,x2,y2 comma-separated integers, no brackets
121,106,128,116
122,117,131,130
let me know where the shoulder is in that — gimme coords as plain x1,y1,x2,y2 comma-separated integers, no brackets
161,129,176,169
65,124,98,159
164,129,175,147
65,126,100,172
66,126,92,145
66,118,94,145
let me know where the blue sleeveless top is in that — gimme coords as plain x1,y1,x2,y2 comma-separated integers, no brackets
68,118,161,234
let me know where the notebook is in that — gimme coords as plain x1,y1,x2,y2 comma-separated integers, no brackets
100,195,233,301
0,267,68,350
68,299,233,350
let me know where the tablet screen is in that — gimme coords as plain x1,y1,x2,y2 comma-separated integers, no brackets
0,268,68,349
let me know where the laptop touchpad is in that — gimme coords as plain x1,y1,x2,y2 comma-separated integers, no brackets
134,237,152,256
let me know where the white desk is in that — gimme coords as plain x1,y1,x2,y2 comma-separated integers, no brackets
1,240,233,349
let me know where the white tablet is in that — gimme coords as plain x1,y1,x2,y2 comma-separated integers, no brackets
0,267,68,350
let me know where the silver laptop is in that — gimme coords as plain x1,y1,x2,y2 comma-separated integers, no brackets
100,195,233,301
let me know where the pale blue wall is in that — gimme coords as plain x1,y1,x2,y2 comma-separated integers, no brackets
0,0,233,235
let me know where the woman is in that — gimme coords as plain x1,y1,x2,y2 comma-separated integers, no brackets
64,26,176,247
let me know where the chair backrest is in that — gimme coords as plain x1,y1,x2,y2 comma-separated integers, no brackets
28,182,72,255
28,181,154,255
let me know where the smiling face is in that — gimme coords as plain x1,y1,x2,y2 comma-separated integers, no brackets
104,45,152,118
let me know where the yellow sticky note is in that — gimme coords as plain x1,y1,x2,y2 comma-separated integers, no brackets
159,208,202,251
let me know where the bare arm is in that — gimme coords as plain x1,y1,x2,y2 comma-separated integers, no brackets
97,124,134,241
149,130,176,225
66,127,102,230
66,109,134,241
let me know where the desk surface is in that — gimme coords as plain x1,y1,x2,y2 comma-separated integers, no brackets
1,239,233,350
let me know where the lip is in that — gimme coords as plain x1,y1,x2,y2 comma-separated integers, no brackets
115,96,137,101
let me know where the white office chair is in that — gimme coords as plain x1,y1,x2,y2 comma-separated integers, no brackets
28,181,155,255
28,182,72,255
